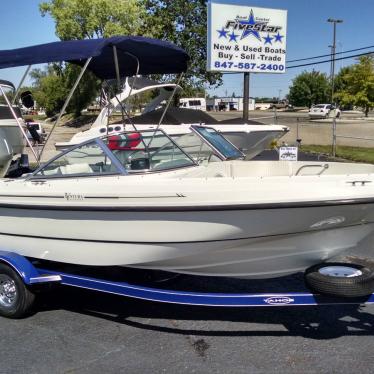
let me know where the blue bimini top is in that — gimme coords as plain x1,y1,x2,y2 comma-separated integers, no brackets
0,36,189,79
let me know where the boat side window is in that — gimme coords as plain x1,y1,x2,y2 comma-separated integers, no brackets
33,141,119,178
174,132,215,163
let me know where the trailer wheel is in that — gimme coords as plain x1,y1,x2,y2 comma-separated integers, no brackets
305,262,374,298
0,264,35,318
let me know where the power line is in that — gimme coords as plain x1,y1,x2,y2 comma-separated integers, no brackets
287,50,373,69
220,50,373,75
286,45,374,63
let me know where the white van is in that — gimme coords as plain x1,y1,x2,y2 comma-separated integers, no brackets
179,98,206,111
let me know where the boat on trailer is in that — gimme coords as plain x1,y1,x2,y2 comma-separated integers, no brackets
0,36,373,277
0,36,373,318
55,77,289,159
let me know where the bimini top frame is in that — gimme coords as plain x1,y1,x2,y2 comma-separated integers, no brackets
0,36,190,161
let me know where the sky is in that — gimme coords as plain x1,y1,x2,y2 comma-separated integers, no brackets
0,0,373,98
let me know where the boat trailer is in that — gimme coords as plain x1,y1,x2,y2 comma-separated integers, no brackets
0,251,373,318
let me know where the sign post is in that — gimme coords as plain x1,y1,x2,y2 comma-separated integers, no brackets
243,72,250,120
207,1,287,117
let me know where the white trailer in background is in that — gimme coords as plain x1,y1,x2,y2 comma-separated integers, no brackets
179,97,206,111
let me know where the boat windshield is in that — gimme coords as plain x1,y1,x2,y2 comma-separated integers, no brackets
30,126,243,178
31,129,197,178
102,130,196,172
191,126,244,160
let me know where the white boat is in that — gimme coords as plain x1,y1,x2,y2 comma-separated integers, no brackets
55,77,289,159
1,126,374,278
0,37,373,279
0,80,25,176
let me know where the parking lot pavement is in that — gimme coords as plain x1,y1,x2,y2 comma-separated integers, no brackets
0,274,373,374
210,111,374,148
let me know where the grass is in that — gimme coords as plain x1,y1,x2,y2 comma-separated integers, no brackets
24,114,47,121
300,145,374,164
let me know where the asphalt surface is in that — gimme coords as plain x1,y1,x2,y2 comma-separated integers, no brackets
212,110,374,148
0,271,373,374
7,110,374,373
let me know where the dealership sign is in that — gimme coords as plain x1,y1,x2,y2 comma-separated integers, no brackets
207,2,287,73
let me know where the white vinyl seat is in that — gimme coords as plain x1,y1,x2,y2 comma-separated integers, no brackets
59,163,94,175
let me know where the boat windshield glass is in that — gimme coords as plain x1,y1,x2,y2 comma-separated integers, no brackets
102,130,196,172
33,141,119,177
192,126,244,160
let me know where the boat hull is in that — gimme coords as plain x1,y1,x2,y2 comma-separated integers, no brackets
0,202,373,278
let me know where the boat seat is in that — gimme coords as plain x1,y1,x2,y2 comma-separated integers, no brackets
59,163,94,175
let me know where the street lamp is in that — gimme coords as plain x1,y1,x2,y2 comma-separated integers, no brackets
327,18,343,104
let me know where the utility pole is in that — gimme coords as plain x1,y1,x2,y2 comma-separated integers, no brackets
327,18,343,104
327,18,343,157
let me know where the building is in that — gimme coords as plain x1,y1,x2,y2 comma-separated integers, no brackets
206,97,255,112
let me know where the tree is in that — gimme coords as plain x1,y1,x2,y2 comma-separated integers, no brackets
288,70,330,107
334,56,374,116
29,63,100,117
144,0,222,90
37,0,149,117
39,0,147,40
333,66,354,109
30,67,67,117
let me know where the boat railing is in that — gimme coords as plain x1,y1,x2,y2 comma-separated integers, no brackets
295,163,329,176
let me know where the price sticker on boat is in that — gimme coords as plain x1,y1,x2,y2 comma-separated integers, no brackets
279,146,298,161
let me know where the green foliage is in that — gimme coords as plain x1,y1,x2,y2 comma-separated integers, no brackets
32,72,67,117
38,0,149,117
144,0,222,90
30,64,100,117
334,56,374,116
288,70,330,107
333,66,353,93
333,66,354,109
39,0,147,39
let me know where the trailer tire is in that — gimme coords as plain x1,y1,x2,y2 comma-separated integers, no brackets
305,262,374,298
0,263,35,318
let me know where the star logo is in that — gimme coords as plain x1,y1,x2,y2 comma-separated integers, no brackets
229,31,239,42
263,34,273,45
217,27,228,39
274,32,284,43
238,9,265,41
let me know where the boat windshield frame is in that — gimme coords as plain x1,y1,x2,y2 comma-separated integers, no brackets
27,128,199,179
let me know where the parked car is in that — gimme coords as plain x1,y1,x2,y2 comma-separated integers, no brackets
308,104,341,119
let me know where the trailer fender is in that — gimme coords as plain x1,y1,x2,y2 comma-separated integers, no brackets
0,251,61,285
